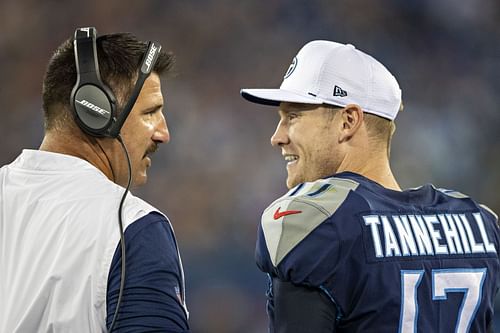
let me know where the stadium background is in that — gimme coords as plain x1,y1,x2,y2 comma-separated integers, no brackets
1,1,499,332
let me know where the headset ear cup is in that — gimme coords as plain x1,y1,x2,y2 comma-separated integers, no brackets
71,27,117,137
71,84,115,136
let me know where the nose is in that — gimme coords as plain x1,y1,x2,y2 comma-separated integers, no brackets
153,112,170,144
270,120,289,147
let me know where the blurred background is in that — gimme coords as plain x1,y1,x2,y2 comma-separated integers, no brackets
1,0,499,332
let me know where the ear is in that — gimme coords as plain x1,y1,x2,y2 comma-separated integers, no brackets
338,104,364,143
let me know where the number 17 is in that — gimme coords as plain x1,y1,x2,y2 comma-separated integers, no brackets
400,268,487,333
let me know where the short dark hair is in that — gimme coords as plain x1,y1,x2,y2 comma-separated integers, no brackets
364,113,396,158
42,32,174,131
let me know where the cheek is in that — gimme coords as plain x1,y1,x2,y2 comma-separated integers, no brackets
121,137,145,163
300,132,325,156
123,115,155,135
307,133,338,166
134,139,149,158
124,122,151,145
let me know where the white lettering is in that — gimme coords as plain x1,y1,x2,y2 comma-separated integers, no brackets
461,214,485,254
393,215,418,256
76,99,110,117
424,215,448,255
364,215,384,258
382,216,401,257
453,214,471,254
363,212,495,259
473,213,496,253
409,215,434,255
145,44,157,71
440,215,463,254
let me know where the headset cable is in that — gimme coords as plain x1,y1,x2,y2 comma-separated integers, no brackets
108,134,131,332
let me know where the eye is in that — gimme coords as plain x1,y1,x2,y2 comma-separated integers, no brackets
143,107,161,118
287,112,299,121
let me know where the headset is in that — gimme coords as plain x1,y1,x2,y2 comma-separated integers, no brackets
71,26,162,138
70,27,162,332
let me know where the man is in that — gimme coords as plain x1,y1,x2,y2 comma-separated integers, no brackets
0,28,189,332
241,40,500,332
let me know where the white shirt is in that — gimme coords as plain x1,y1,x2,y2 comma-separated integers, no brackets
0,150,163,332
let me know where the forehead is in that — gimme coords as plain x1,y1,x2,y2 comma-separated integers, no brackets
278,102,322,115
134,73,163,107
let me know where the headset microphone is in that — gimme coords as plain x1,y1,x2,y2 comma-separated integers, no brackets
70,27,162,332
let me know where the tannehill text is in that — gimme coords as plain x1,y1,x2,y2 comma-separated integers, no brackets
363,213,496,258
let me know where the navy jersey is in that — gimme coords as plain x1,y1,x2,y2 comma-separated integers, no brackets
256,172,500,332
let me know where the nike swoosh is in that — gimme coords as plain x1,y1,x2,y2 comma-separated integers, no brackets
273,207,302,220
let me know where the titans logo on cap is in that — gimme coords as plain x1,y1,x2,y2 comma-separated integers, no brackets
284,57,298,79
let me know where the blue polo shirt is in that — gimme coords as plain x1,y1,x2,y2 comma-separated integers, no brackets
106,212,189,332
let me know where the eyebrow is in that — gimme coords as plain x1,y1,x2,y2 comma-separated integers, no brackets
280,103,318,112
142,104,163,113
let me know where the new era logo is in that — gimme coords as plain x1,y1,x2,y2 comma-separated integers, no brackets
333,85,347,97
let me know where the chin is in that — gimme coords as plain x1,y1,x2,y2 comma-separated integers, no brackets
286,175,300,190
137,177,148,187
132,173,148,187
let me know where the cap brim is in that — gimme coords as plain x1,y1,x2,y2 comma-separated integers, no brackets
240,88,322,106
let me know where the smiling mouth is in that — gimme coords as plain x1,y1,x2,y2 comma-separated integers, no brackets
284,154,299,165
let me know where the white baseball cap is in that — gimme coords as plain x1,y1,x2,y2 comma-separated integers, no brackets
240,40,402,120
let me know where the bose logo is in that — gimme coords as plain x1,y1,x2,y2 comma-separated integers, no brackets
144,44,157,72
76,99,110,117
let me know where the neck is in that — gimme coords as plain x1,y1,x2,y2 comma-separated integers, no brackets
337,147,401,191
39,130,115,182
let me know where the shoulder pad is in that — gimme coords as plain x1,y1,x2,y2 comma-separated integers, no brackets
261,177,359,266
436,187,469,199
480,204,499,221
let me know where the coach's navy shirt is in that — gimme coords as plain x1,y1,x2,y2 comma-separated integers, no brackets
106,212,189,332
256,172,500,332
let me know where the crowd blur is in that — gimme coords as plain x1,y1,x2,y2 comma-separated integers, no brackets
1,1,499,332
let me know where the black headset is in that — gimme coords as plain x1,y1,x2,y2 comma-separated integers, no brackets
70,27,162,138
70,27,162,332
